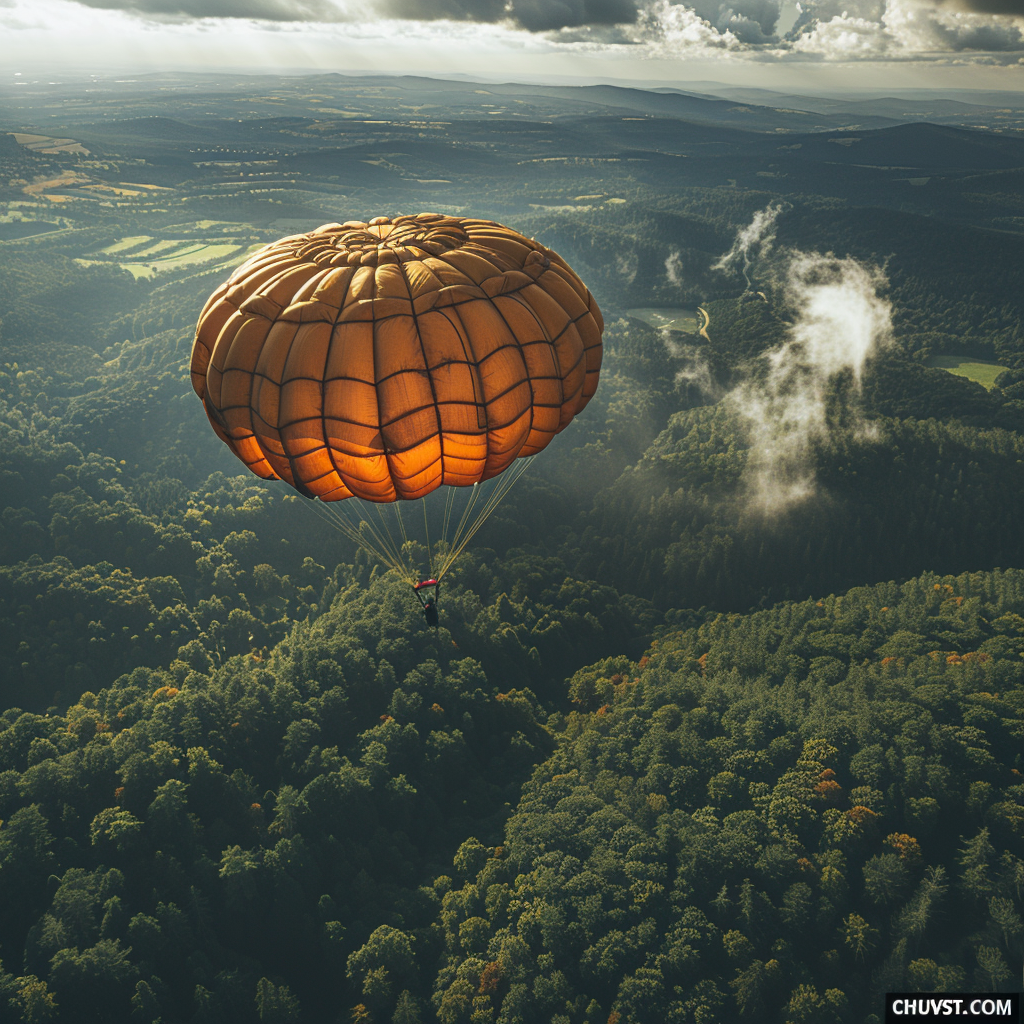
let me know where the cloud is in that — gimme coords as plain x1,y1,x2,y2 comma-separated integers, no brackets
42,0,1024,59
789,0,1024,57
615,249,639,284
635,0,741,48
717,212,892,511
382,0,649,31
687,0,781,42
674,344,721,396
952,0,1024,13
380,0,505,23
636,0,1024,57
886,0,1024,51
70,0,348,18
713,202,785,292
787,0,883,38
630,0,1024,59
58,0,647,29
665,249,683,286
508,0,641,31
790,11,890,57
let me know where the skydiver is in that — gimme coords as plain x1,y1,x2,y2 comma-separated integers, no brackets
413,579,440,628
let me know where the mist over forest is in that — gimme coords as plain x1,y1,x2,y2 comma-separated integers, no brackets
1,70,1024,1024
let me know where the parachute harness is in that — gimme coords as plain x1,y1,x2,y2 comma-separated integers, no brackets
413,578,440,607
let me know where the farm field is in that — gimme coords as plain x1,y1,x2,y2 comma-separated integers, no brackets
120,242,247,278
79,239,254,279
100,235,153,254
10,132,89,155
131,239,183,258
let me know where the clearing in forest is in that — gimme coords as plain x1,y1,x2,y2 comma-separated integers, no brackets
627,308,700,334
925,355,1004,390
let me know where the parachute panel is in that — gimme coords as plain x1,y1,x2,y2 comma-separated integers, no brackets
191,213,603,505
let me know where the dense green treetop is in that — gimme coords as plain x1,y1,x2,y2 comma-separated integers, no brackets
0,566,1022,1022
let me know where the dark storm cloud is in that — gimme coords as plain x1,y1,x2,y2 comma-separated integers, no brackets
509,0,641,31
72,0,342,19
949,0,1024,13
382,0,641,31
688,0,780,42
381,0,506,22
69,0,643,27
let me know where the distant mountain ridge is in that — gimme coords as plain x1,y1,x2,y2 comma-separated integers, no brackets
767,122,1024,172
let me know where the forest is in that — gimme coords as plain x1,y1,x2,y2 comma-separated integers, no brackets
1,71,1023,1023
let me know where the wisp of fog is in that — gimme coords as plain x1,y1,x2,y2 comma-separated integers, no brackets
712,201,785,292
717,208,893,511
665,248,683,286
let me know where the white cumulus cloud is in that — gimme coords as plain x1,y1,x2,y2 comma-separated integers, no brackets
789,0,1024,57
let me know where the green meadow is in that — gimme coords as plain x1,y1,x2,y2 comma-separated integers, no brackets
926,354,1005,390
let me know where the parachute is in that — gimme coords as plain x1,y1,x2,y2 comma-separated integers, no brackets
190,213,603,582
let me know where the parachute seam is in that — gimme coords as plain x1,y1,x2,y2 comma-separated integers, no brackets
227,306,283,485
242,242,315,487
366,259,411,502
318,264,360,502
294,276,557,328
481,279,536,458
262,375,545,443
224,316,578,443
370,270,392,499
399,255,446,490
543,304,593,416
278,319,314,495
447,299,517,478
505,289,567,420
432,303,490,454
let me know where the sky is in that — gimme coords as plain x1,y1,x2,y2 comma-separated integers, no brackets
3,0,1024,93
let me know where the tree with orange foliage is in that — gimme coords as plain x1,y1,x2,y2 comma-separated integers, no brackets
478,960,503,995
885,832,923,865
815,768,843,804
847,806,879,828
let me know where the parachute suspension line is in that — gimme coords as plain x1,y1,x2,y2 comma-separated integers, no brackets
313,497,419,584
443,479,484,574
392,499,410,551
370,499,406,571
441,484,457,554
358,497,409,581
438,481,500,580
422,498,434,580
437,457,533,581
334,502,406,577
334,502,395,569
456,457,532,564
304,456,532,585
307,499,407,579
390,500,419,581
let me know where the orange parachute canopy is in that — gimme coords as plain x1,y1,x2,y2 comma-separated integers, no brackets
190,214,603,503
